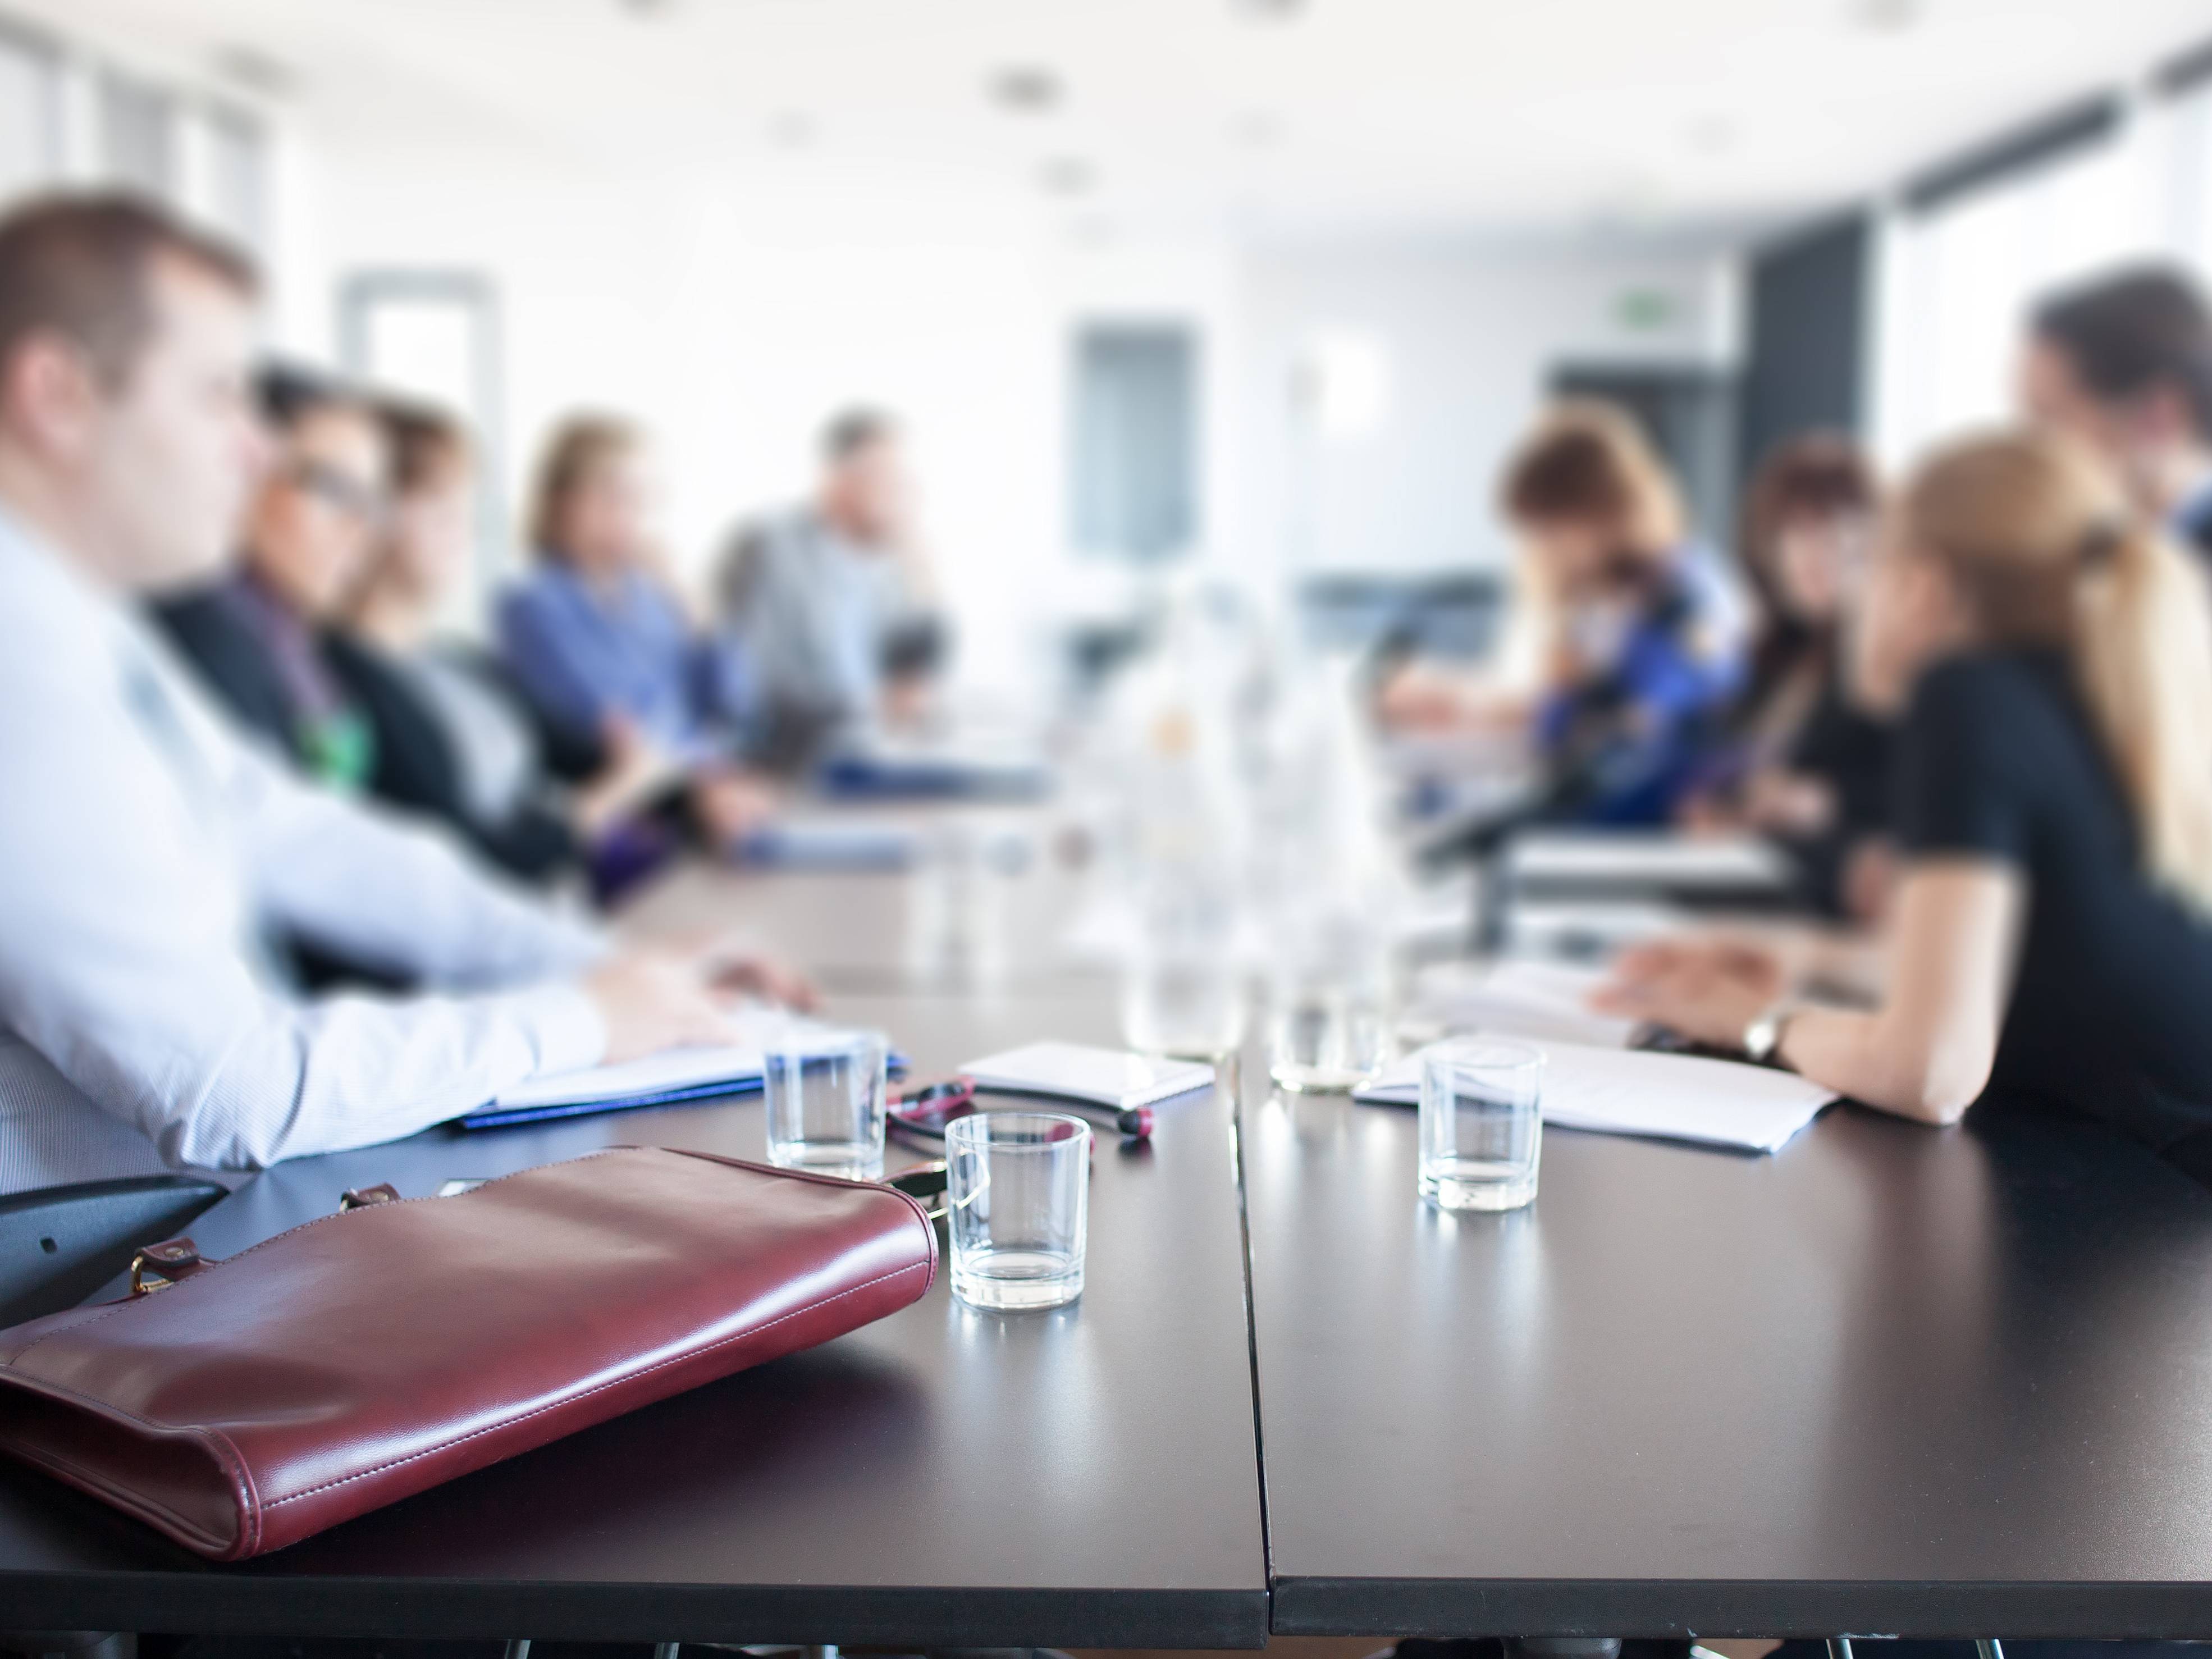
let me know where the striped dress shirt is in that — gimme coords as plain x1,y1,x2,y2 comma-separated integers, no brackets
0,509,609,1196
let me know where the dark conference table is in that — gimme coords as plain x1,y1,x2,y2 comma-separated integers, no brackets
8,838,2212,1643
0,983,1269,1647
1246,1082,2212,1640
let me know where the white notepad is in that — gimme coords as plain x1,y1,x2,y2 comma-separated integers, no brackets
1508,831,1793,890
482,1011,848,1117
959,1041,1216,1110
1410,958,1641,1050
1355,1038,1834,1154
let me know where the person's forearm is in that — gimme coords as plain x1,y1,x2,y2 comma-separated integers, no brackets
1777,1004,1971,1126
137,981,607,1171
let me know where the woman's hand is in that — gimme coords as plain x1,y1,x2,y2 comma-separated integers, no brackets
1590,938,1787,1050
1742,768,1836,835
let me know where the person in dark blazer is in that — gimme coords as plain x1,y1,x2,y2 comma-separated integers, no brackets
2022,264,2212,561
154,365,387,790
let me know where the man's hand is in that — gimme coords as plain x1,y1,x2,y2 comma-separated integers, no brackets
582,947,741,1064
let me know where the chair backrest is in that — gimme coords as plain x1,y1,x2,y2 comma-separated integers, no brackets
0,1175,225,1328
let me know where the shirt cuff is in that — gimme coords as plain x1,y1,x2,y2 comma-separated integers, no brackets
500,979,609,1078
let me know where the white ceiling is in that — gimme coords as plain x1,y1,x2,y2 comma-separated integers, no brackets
28,0,2212,243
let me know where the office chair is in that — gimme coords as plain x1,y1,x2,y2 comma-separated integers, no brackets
0,1173,225,1329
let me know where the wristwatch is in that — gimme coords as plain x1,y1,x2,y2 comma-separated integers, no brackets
1742,1000,1798,1066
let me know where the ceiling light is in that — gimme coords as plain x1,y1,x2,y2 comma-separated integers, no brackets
768,110,816,149
1233,0,1306,20
1040,157,1096,196
619,0,679,16
1848,0,1924,31
1231,110,1282,148
989,66,1062,113
211,43,297,100
1684,114,1735,153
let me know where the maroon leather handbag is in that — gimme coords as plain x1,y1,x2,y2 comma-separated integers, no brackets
0,1145,938,1560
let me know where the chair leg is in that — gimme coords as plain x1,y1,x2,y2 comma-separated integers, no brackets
1827,1642,1854,1659
503,1642,531,1659
656,1646,683,1659
1976,1644,2004,1659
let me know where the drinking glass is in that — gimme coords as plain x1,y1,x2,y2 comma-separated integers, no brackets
1418,1039,1544,1211
944,1110,1091,1310
763,1027,889,1181
1268,963,1391,1094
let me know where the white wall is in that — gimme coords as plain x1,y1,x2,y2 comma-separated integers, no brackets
254,120,1749,696
284,131,1264,685
1237,242,1739,578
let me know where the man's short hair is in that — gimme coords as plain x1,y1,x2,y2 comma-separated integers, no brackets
256,361,367,434
0,191,258,391
2033,264,2212,442
821,407,897,464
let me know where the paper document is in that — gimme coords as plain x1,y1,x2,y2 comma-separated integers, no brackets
465,1011,867,1129
1355,1038,1834,1154
1410,959,1640,1049
961,1041,1215,1110
1508,831,1793,890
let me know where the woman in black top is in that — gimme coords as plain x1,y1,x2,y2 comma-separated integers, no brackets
1596,428,2212,1161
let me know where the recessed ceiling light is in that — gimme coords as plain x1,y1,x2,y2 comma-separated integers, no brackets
1684,114,1735,153
211,43,297,100
618,0,678,16
768,110,816,149
1233,0,1306,20
1040,157,1096,196
1231,109,1282,148
1848,0,1924,31
989,65,1063,113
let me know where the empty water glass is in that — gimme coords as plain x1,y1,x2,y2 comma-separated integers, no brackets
763,1027,889,1181
1268,974,1391,1094
1418,1039,1544,1211
944,1110,1091,1310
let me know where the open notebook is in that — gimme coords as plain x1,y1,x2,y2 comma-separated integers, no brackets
460,1012,899,1131
1355,1038,1834,1154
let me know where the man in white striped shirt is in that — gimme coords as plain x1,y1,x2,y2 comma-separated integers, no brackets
0,194,789,1195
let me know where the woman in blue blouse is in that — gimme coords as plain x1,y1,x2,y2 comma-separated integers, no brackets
1380,401,1743,825
499,415,774,846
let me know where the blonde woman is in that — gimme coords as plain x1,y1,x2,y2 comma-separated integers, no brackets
1596,429,2212,1172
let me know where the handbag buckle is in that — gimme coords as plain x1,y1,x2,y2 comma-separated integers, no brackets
129,1237,204,1296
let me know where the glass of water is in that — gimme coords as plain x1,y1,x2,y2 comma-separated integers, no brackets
1268,966,1391,1094
763,1027,889,1181
1418,1039,1544,1211
944,1110,1091,1310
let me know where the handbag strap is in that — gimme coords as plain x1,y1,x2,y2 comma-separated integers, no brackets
129,1181,403,1296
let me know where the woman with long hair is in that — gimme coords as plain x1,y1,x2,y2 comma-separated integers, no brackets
336,403,678,892
1688,434,1892,917
1596,428,2212,1171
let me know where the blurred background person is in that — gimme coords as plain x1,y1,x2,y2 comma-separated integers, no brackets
716,407,948,767
1381,400,1744,826
0,192,805,1192
500,413,775,847
1685,433,1893,918
1598,429,2212,1178
2021,264,2212,560
337,400,682,893
153,364,387,790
